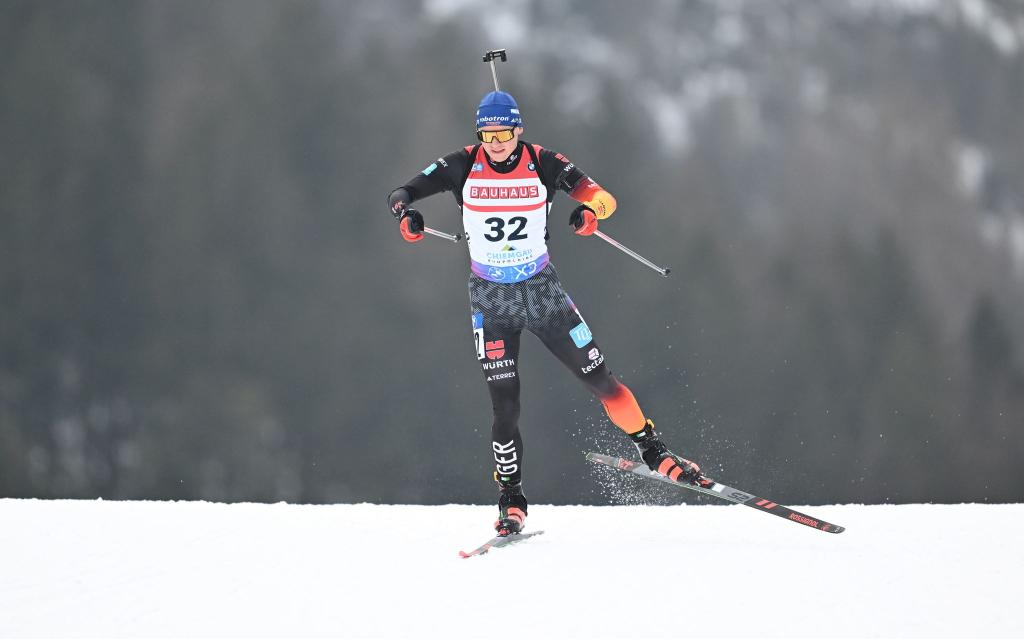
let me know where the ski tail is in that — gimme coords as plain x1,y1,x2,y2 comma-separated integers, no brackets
459,530,545,558
586,452,845,534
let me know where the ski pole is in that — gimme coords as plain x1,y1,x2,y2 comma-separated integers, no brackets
424,226,463,243
592,229,671,277
482,49,507,91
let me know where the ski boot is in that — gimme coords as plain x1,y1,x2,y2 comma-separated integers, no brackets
494,480,528,537
630,419,710,487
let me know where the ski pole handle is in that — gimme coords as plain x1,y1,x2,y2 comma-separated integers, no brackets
424,226,463,243
592,229,671,277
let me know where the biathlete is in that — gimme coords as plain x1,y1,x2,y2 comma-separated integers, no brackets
387,90,706,535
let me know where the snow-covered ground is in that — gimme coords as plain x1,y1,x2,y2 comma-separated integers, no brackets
0,499,1020,638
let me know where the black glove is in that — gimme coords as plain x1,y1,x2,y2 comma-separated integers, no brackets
388,188,412,220
569,204,598,236
390,200,407,221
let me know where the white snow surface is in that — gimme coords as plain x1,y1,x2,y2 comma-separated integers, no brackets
1,500,1020,638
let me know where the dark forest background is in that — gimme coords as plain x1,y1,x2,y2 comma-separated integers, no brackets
2,0,1023,506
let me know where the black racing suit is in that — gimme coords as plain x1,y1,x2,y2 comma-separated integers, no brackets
389,141,646,487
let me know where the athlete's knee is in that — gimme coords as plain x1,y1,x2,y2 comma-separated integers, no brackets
491,394,520,424
490,397,521,465
582,366,619,397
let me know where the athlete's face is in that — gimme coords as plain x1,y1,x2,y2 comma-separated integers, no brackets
478,126,524,163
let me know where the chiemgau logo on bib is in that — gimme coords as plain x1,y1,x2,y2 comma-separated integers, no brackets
486,244,534,264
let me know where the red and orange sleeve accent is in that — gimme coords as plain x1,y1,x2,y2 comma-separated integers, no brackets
570,180,617,220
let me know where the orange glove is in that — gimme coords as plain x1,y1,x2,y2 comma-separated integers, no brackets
569,204,598,236
399,208,424,243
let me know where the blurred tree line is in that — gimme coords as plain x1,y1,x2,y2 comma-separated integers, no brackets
1,0,1022,505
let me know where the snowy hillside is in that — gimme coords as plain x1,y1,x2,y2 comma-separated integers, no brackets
1,499,1020,638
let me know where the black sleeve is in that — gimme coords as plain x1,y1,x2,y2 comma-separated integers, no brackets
536,147,590,196
387,148,472,208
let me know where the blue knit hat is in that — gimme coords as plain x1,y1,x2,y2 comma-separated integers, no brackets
475,91,523,129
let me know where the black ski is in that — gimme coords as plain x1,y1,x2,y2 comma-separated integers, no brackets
587,452,845,534
458,530,545,558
